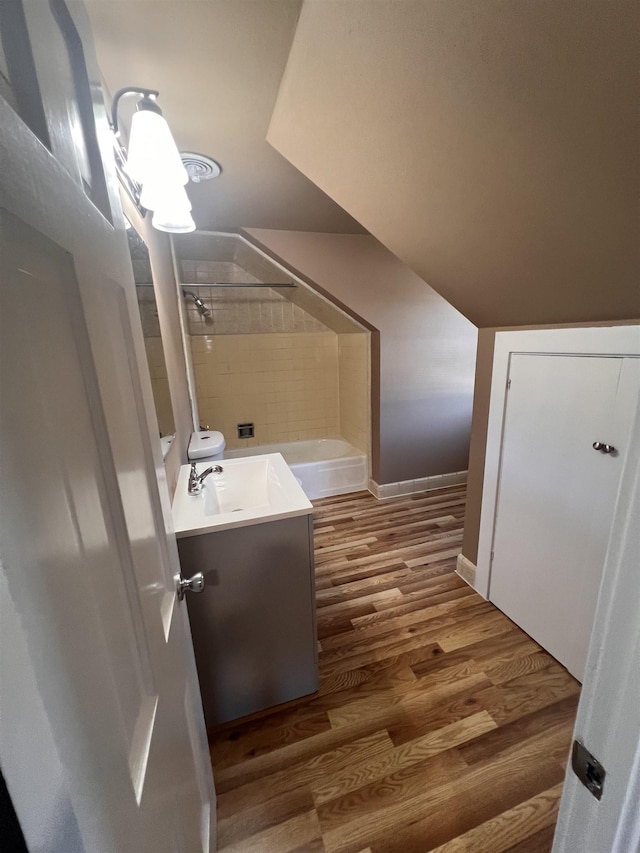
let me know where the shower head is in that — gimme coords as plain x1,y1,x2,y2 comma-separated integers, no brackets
182,289,212,317
195,299,211,317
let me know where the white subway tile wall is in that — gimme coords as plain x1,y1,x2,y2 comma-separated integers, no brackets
181,257,369,453
143,337,174,437
191,333,340,450
180,261,330,337
136,286,161,338
338,334,369,455
184,286,330,336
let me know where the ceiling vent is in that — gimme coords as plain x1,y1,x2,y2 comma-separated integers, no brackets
180,152,222,183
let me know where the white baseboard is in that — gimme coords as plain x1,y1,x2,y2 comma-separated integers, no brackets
368,470,467,500
456,553,478,590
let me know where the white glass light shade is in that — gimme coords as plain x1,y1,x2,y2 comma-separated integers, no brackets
152,207,196,233
139,176,192,213
124,108,188,186
149,182,195,231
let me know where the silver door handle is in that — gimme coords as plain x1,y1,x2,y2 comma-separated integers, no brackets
177,572,205,601
592,442,616,454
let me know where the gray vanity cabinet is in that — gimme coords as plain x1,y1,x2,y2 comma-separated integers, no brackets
178,514,318,727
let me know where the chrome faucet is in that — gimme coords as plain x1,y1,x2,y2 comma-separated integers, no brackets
188,462,223,495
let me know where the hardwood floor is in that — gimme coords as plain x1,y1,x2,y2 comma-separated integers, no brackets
209,486,580,853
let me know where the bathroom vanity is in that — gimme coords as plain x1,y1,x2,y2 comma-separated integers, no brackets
172,454,318,727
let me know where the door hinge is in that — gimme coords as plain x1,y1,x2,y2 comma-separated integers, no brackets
490,550,495,562
572,740,605,800
507,378,512,390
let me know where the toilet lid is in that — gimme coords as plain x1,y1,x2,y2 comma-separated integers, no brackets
188,430,226,460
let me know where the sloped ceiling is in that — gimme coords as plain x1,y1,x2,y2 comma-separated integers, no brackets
268,0,640,328
85,0,365,234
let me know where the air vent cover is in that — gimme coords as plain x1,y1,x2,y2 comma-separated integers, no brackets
180,152,222,183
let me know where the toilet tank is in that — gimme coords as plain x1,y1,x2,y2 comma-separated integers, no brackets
187,430,225,462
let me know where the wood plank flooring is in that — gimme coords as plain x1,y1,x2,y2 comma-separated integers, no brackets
209,486,580,853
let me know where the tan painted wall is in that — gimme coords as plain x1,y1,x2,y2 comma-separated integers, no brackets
461,329,498,565
86,0,364,234
245,229,477,484
268,0,640,328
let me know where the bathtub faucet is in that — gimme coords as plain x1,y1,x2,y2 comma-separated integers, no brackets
188,462,223,495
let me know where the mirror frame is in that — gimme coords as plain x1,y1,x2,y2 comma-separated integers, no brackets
126,222,177,457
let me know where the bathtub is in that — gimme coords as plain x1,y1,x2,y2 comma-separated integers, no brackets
224,438,368,500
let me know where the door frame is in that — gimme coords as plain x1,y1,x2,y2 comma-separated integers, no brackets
475,324,640,599
0,2,215,847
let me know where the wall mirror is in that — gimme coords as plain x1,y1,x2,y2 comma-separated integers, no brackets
126,222,176,456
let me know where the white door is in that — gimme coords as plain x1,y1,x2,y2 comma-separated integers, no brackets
0,3,214,851
552,395,640,851
489,353,639,680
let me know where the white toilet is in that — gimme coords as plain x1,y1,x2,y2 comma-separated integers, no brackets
187,430,226,462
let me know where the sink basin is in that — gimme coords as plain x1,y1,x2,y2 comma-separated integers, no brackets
172,453,313,538
203,457,272,515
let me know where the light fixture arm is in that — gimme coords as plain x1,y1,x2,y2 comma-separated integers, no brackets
109,85,196,233
110,87,163,212
110,86,160,134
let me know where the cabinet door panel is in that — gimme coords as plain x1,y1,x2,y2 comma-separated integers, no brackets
179,515,318,726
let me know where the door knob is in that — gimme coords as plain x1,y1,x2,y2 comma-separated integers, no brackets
177,572,205,601
592,442,616,454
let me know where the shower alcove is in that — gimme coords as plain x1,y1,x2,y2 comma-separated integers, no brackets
173,232,372,498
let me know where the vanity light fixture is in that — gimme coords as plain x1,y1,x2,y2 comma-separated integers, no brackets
110,87,196,233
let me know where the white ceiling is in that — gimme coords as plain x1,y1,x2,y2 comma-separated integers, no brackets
85,0,365,234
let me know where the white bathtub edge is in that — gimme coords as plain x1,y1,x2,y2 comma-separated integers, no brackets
223,438,369,501
290,456,368,500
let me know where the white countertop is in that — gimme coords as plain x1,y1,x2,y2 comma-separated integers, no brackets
172,453,313,538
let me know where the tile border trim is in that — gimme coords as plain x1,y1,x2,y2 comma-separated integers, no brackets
368,470,467,500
